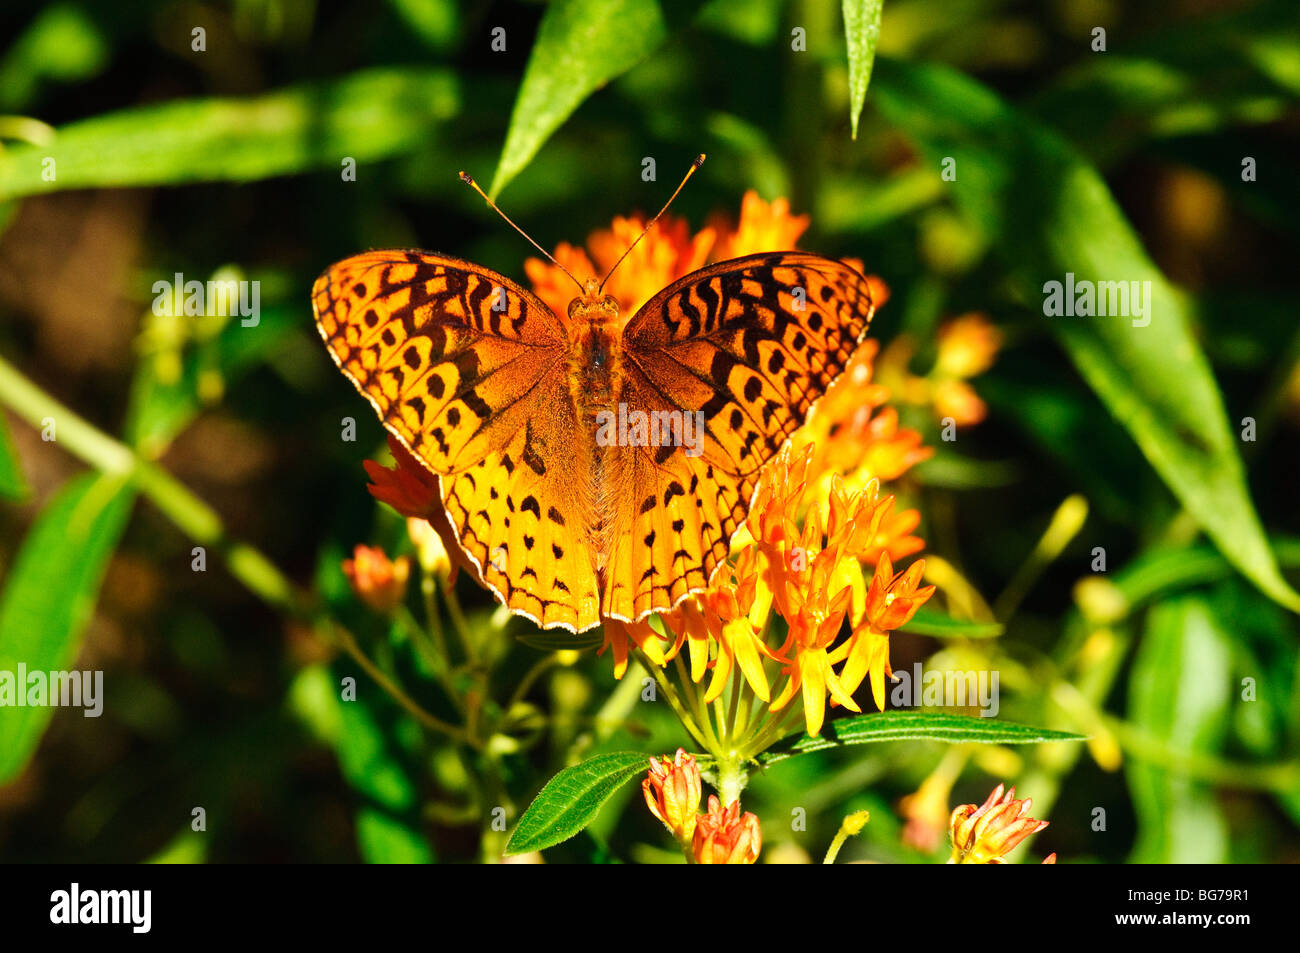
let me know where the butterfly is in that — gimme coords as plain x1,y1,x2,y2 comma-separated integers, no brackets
312,157,884,632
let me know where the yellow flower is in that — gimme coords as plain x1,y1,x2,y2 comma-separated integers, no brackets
858,507,926,567
517,189,938,758
525,190,828,322
342,544,410,613
932,378,987,428
406,516,451,577
836,552,936,712
693,795,762,864
898,758,961,853
661,545,776,703
643,748,703,847
757,459,896,736
599,617,666,680
935,312,1002,380
948,783,1049,864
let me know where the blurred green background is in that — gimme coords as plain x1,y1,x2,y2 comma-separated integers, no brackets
0,0,1298,863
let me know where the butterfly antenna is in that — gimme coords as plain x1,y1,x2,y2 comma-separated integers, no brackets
599,154,706,294
458,170,585,294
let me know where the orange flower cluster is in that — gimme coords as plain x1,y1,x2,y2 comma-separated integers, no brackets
642,749,761,864
876,312,1003,428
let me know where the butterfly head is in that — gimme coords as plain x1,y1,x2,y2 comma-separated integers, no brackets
568,279,620,325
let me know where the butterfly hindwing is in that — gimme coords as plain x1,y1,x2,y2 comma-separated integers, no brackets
442,385,601,632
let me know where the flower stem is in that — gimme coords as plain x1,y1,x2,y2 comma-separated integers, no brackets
674,655,720,753
717,757,747,806
822,810,870,864
635,649,710,752
330,622,467,742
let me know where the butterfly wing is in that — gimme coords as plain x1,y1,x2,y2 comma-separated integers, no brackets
313,250,601,631
603,251,883,622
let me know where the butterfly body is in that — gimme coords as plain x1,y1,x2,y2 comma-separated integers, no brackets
314,248,882,633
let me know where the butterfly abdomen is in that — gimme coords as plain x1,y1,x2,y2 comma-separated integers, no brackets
565,297,626,580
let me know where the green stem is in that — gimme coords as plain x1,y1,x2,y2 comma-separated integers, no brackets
509,652,561,709
421,569,453,668
741,704,803,761
635,649,710,752
331,623,467,742
716,756,747,806
823,811,870,864
440,575,478,666
0,352,465,743
0,353,300,613
396,604,463,714
675,654,720,753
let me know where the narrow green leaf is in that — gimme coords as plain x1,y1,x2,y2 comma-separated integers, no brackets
0,68,459,201
841,0,884,139
873,58,1300,612
0,473,135,782
1126,597,1231,862
0,409,27,499
900,606,1003,639
506,751,650,855
759,711,1085,765
489,0,706,197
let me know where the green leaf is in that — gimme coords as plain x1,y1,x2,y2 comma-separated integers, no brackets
841,0,884,139
0,410,27,499
873,58,1300,613
506,751,650,855
1126,597,1232,862
0,68,459,201
758,711,1085,765
0,473,135,782
489,0,706,197
900,606,1003,639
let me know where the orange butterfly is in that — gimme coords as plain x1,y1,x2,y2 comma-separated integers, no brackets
312,157,884,632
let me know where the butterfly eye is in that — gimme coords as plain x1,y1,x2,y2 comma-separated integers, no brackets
601,294,620,313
